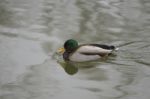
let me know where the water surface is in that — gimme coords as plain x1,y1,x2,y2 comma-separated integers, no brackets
0,0,150,99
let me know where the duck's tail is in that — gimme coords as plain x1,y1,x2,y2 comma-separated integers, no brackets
110,46,119,51
114,47,119,51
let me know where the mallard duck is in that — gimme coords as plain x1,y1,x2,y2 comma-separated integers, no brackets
58,39,118,62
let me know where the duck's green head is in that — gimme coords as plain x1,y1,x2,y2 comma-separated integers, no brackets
57,39,78,54
64,39,78,51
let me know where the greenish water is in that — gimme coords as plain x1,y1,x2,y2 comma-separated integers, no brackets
0,0,150,99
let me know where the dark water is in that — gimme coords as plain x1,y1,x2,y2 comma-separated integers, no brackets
0,0,150,99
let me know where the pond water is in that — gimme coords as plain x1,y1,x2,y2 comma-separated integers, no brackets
0,0,150,99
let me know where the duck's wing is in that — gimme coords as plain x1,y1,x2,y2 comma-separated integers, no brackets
89,44,116,50
76,45,114,56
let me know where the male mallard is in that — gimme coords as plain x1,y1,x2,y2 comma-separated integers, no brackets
58,39,118,62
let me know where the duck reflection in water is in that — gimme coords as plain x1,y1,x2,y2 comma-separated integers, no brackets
57,60,107,75
58,61,78,75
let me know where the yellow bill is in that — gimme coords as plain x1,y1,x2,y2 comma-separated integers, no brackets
57,47,65,54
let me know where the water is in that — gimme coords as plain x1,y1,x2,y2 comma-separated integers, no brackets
0,0,150,99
